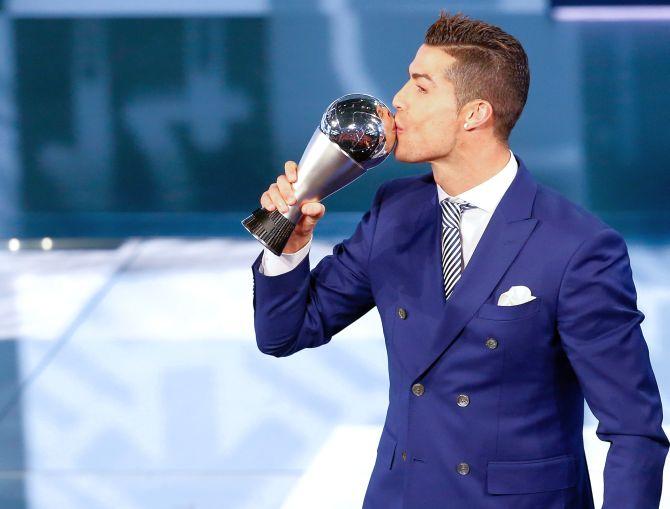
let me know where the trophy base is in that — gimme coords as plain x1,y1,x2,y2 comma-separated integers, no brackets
241,207,297,257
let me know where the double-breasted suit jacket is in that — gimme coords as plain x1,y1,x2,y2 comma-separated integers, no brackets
251,154,668,508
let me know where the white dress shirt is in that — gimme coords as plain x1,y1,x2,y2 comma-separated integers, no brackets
259,150,518,276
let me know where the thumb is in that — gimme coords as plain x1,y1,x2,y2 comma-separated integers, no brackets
301,202,325,228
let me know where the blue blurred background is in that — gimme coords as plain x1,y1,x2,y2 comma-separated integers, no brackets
1,1,669,508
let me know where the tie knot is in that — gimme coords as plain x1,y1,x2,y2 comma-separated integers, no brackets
441,197,475,213
441,197,475,228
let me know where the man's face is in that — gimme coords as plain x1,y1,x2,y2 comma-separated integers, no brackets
392,44,462,163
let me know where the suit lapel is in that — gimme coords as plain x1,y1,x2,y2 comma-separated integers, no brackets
394,155,539,381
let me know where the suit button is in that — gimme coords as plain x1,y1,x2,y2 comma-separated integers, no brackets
457,394,470,407
411,383,425,396
402,451,407,461
485,337,498,349
397,307,407,320
456,462,470,475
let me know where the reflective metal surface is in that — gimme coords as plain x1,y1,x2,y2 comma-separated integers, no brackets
287,94,396,224
285,128,363,224
242,93,396,255
320,93,396,170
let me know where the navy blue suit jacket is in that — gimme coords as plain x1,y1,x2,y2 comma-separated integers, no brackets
251,154,668,508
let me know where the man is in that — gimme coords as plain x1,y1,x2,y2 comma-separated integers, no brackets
250,11,668,509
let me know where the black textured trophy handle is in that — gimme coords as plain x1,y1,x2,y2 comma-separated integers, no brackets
241,207,298,257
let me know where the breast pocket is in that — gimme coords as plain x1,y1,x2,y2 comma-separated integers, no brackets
477,297,541,321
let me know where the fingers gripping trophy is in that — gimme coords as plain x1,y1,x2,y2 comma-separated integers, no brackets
242,94,397,256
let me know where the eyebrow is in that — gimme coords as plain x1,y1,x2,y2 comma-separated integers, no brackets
409,70,434,83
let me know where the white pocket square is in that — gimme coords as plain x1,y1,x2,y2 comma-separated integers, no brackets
497,285,537,306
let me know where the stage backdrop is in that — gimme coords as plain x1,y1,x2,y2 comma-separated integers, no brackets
1,1,669,239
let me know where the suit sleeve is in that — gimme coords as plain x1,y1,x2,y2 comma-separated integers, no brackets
557,227,669,509
250,182,386,357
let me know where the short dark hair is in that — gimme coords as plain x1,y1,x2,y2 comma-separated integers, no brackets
424,11,530,142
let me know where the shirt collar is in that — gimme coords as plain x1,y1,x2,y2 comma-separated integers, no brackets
436,149,518,214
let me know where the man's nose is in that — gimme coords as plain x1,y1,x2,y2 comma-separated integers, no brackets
392,88,404,111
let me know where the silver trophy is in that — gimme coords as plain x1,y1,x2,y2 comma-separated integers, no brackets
242,93,396,256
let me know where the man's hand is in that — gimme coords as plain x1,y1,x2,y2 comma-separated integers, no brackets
259,161,326,253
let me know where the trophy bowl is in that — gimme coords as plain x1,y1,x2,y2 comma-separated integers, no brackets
242,93,396,256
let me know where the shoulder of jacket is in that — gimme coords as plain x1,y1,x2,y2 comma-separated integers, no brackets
534,183,623,247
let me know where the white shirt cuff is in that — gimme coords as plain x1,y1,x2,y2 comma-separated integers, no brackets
260,236,312,276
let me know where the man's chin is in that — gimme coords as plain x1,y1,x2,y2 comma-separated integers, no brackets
392,146,411,163
392,150,423,164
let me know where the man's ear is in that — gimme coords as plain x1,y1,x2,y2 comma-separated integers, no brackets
466,100,493,127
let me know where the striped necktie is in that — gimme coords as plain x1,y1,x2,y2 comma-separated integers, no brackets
441,197,476,300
